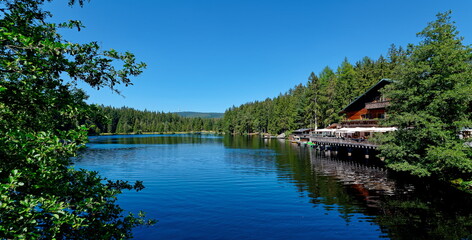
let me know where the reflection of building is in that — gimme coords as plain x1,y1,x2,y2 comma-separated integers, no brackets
308,150,398,196
340,79,392,128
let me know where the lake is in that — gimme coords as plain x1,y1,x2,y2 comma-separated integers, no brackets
75,134,472,240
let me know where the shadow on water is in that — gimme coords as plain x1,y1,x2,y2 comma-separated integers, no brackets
224,136,472,240
76,134,224,163
88,133,223,145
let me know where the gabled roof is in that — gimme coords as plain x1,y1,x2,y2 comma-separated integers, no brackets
340,79,393,113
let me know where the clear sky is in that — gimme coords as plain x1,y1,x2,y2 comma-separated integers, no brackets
44,0,472,113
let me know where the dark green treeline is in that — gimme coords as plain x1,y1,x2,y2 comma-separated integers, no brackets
222,47,406,135
90,106,223,134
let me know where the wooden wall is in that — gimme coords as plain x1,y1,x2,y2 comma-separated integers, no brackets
346,108,386,120
368,109,386,119
346,109,368,120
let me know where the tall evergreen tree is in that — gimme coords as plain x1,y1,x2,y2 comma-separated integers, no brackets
335,58,358,105
355,56,376,92
0,0,154,238
380,11,472,190
305,72,319,128
318,66,339,127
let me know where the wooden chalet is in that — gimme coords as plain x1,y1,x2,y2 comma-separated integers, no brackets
339,79,392,127
299,79,397,155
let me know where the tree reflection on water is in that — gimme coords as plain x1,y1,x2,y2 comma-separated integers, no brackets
293,144,472,240
223,136,472,240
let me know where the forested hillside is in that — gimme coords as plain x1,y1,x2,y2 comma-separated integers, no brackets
90,106,223,134
174,111,224,119
222,46,406,134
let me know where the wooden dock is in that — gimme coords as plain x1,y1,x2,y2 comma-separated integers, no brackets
291,135,379,159
309,137,377,150
291,135,377,149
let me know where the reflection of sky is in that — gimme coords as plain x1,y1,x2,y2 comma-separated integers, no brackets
85,143,161,149
75,135,386,240
223,148,281,177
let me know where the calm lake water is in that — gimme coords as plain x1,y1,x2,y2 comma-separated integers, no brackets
75,134,472,240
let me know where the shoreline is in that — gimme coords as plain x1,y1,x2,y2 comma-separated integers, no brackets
96,131,222,136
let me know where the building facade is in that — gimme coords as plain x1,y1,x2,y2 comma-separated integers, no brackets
339,79,392,128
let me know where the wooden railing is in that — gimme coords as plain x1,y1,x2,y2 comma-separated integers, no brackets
310,136,375,145
365,101,390,110
341,119,381,127
310,137,378,148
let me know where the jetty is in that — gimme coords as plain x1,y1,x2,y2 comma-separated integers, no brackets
310,136,377,150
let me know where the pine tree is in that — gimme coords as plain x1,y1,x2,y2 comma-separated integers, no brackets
317,66,339,127
380,11,472,190
335,58,358,105
305,72,319,128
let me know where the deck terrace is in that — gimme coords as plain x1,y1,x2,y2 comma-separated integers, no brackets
340,119,381,127
309,137,378,149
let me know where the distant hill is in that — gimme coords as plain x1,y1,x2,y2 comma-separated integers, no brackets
174,112,224,119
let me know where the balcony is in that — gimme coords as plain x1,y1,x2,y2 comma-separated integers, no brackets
365,101,390,110
341,119,382,127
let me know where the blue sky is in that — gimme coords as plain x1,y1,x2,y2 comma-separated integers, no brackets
44,0,472,113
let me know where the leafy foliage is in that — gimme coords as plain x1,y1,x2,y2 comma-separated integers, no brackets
379,11,472,190
0,0,154,238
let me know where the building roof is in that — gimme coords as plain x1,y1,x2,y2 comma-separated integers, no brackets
340,79,393,113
